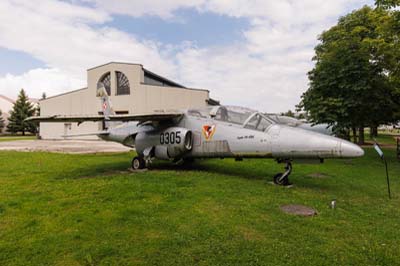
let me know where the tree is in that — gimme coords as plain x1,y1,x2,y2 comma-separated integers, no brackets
7,89,37,135
0,109,4,133
281,110,295,118
375,0,400,9
298,6,400,144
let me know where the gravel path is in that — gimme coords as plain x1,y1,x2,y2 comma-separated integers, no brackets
0,140,132,154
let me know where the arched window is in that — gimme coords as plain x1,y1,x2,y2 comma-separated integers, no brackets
116,71,130,95
99,72,111,96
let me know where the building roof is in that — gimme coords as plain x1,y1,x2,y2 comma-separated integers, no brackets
88,62,207,91
86,62,142,71
40,62,212,103
0,95,14,104
0,94,38,112
0,95,14,114
40,88,88,101
142,68,186,88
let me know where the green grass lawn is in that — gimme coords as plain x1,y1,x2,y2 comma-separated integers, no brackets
372,133,399,146
0,135,36,142
0,148,399,265
349,131,399,146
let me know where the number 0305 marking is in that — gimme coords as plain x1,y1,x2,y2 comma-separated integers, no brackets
160,131,181,145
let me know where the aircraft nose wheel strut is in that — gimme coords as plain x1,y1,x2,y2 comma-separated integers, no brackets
273,161,292,186
132,156,146,170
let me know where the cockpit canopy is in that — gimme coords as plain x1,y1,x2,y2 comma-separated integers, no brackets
267,114,303,127
187,105,275,132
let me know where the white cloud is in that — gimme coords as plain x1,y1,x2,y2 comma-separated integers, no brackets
0,1,174,72
170,0,374,111
0,0,375,112
0,68,84,99
174,45,311,111
83,0,205,19
0,0,176,100
18,0,111,24
86,0,369,23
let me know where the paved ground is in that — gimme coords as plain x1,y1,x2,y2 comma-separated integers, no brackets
0,140,132,154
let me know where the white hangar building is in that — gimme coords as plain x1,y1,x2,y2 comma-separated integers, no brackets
40,62,218,139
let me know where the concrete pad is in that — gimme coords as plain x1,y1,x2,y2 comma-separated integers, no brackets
0,140,132,154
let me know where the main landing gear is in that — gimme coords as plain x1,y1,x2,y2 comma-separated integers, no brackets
273,161,292,186
132,156,147,170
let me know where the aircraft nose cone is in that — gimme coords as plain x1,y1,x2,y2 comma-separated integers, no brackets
340,140,364,158
270,125,365,159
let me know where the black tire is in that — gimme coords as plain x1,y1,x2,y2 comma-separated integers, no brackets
132,156,146,170
273,173,289,186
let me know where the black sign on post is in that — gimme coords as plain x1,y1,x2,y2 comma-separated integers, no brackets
374,142,391,199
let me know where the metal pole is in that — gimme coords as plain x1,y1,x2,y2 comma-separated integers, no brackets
373,140,393,199
384,158,391,199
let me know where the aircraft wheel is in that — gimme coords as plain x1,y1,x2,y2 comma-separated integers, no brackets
273,173,289,186
132,156,146,170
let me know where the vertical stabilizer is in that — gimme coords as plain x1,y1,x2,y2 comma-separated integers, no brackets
96,82,116,129
96,82,115,119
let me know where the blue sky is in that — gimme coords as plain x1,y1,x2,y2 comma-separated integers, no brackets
0,8,250,75
0,0,375,111
106,10,250,47
0,49,45,76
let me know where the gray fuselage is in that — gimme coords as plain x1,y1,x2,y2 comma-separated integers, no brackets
100,110,364,161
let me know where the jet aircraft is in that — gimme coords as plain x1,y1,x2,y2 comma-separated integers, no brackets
27,84,364,185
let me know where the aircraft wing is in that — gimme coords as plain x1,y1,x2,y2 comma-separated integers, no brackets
26,112,183,123
26,115,104,123
108,112,183,122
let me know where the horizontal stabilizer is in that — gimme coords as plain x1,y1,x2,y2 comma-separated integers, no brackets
61,131,110,138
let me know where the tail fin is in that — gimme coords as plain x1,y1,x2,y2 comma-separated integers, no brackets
96,82,116,129
96,82,115,119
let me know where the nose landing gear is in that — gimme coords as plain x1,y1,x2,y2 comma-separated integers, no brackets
132,156,147,170
273,161,292,186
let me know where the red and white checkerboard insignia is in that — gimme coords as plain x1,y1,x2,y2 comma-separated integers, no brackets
102,101,107,110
